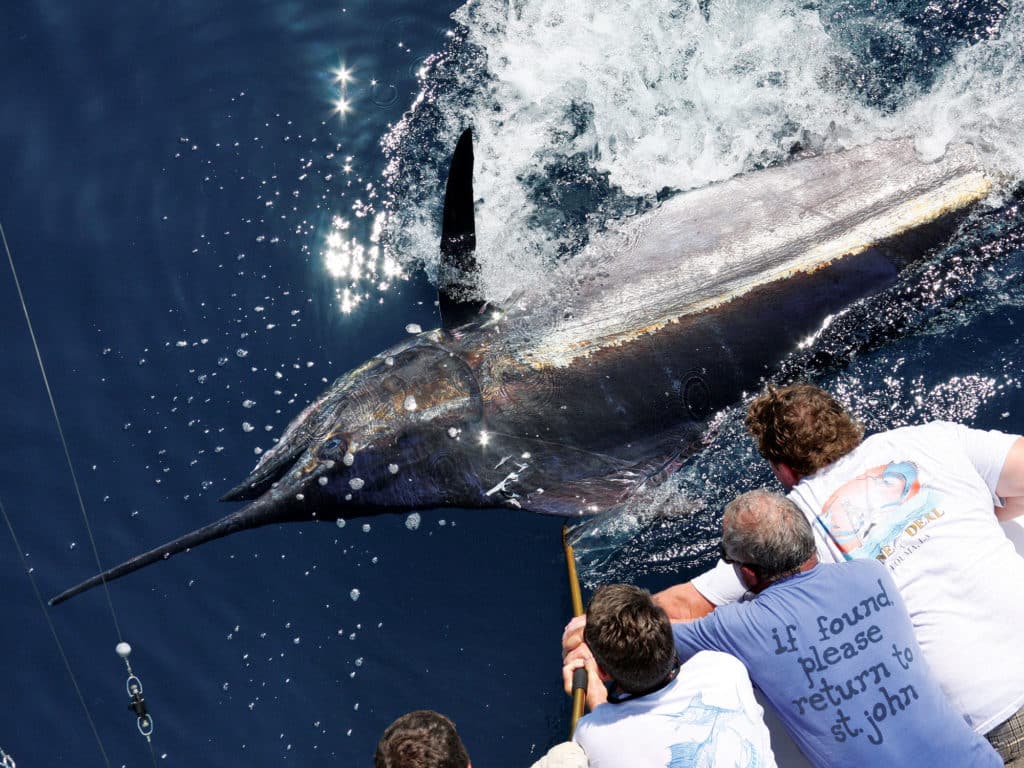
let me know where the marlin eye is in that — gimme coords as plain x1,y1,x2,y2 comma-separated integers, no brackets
318,437,345,460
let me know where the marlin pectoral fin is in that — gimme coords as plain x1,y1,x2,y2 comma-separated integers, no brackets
517,475,642,517
515,453,685,518
439,128,486,330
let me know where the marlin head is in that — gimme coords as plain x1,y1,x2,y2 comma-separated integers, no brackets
223,331,487,513
51,129,490,605
50,329,490,605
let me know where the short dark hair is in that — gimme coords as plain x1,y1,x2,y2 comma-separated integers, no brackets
583,584,676,694
722,489,816,581
374,710,469,768
746,384,863,476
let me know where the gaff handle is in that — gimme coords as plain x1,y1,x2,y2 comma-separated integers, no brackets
562,526,587,736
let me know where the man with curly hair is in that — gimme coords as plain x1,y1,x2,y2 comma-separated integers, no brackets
652,384,1024,764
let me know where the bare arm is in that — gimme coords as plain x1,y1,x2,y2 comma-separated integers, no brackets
996,438,1024,521
652,582,716,622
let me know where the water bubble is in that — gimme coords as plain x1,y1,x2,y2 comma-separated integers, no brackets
403,395,417,411
236,348,249,358
405,323,422,334
385,356,394,366
336,518,346,528
318,476,329,486
343,452,355,466
218,357,229,367
361,523,371,533
349,588,360,601
242,422,255,432
242,399,256,409
405,513,421,531
388,463,399,475
348,477,364,490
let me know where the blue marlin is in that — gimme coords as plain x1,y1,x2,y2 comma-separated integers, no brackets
50,130,990,604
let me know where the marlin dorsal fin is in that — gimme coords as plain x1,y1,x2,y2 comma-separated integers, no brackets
439,128,485,331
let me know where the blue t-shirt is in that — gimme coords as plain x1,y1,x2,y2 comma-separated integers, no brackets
673,560,999,767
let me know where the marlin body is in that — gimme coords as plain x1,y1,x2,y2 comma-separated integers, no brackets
51,132,990,604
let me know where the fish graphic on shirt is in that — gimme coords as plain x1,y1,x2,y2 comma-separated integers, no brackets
818,461,940,559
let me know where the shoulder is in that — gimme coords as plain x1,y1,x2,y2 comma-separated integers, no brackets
831,556,885,573
861,421,958,447
683,650,748,676
863,420,1015,447
831,557,889,581
533,742,588,768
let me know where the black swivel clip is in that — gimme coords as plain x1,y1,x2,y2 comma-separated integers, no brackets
117,642,154,739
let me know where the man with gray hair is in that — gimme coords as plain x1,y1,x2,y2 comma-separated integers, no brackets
670,489,1000,767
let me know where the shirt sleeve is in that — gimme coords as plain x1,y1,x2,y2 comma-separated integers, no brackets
672,613,733,662
672,621,710,661
957,423,1020,492
690,558,747,606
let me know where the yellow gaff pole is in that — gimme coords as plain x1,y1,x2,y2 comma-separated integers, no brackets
562,525,587,736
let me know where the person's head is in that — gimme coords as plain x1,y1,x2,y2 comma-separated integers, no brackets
583,584,676,694
374,710,470,768
721,488,817,592
746,384,863,485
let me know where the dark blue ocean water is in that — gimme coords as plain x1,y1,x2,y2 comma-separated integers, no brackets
2,1,1024,766
0,1,571,765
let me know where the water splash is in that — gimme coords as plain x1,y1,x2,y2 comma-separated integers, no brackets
383,0,1022,305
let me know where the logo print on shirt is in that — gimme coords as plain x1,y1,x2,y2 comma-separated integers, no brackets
818,461,939,560
663,689,764,768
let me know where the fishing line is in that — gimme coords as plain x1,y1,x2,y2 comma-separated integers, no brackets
0,220,124,641
2,220,160,767
0,496,113,768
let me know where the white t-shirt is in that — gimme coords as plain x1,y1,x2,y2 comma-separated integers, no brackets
574,650,777,768
693,422,1024,734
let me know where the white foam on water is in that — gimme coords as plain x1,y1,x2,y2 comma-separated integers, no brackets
387,0,1024,303
904,5,1024,180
